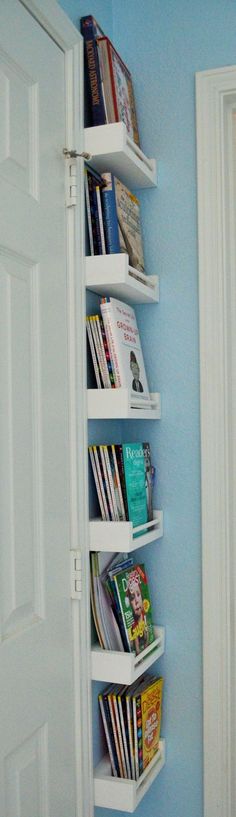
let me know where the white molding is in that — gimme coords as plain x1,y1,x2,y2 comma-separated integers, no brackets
196,65,236,817
20,0,82,49
18,4,93,817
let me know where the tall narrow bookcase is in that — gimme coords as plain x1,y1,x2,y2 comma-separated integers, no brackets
85,122,165,813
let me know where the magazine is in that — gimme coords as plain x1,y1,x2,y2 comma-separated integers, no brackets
112,563,155,656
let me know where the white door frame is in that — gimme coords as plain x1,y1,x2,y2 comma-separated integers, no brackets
18,3,93,816
196,65,236,817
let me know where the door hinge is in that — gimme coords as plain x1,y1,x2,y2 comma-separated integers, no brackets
70,550,82,600
65,158,77,207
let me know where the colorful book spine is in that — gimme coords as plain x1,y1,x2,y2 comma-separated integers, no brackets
115,445,129,520
103,445,119,521
101,173,120,254
88,446,106,521
80,16,107,126
87,173,103,255
93,446,110,521
94,315,111,388
86,317,102,389
111,444,126,520
100,317,115,387
117,687,132,779
96,185,106,254
98,693,118,777
100,298,121,387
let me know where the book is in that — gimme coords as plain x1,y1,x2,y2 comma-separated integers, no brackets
117,685,132,779
101,174,145,272
88,446,106,520
80,16,107,126
99,684,120,776
84,165,106,255
86,318,102,389
122,442,148,531
143,442,154,522
90,552,125,651
96,36,140,145
140,676,163,772
98,689,118,777
100,297,150,402
112,563,155,656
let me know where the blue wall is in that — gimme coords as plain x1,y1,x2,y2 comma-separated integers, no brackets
59,2,236,817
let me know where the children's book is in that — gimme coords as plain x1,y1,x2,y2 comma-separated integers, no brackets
101,175,145,272
100,297,150,402
80,16,107,126
112,563,155,656
96,36,140,145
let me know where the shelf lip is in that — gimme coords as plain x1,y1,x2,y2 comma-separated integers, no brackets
87,389,161,419
84,123,157,189
91,625,165,684
94,739,165,812
85,254,159,304
89,510,163,552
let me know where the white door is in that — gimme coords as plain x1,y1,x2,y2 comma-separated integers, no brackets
0,2,77,814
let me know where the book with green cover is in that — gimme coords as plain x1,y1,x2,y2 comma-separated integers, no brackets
113,563,155,656
122,442,148,534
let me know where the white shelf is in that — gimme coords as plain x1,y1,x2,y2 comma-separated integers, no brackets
87,389,161,419
85,123,157,189
86,254,159,304
89,510,163,553
94,739,165,812
91,625,165,685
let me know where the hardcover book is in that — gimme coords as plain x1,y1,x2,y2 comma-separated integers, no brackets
112,562,155,656
100,297,150,402
101,174,145,273
96,36,140,145
80,15,107,126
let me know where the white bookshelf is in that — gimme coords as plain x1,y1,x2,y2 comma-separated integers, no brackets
91,625,165,684
89,510,163,552
86,254,159,304
87,389,161,419
94,740,165,813
84,122,157,189
86,121,165,810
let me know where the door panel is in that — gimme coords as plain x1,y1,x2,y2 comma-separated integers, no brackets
0,3,76,815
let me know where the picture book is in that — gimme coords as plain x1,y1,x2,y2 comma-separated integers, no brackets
112,563,155,656
141,676,163,772
122,442,148,531
100,297,150,402
96,36,140,145
101,174,145,272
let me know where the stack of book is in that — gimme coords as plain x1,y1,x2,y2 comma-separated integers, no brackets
80,15,140,146
87,296,151,402
89,441,155,526
98,674,163,780
91,554,155,655
84,165,145,274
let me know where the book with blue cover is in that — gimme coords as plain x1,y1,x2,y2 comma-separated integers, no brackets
80,15,107,127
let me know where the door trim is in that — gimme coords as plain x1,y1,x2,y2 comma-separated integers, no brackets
196,65,236,817
18,3,93,816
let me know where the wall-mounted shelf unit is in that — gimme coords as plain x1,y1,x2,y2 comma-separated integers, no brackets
89,510,163,552
85,122,157,189
86,254,159,304
87,389,161,419
91,625,165,684
94,740,165,813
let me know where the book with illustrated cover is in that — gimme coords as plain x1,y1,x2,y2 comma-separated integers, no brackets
112,563,155,656
140,676,163,772
101,174,145,273
84,165,106,255
100,297,150,401
96,36,140,145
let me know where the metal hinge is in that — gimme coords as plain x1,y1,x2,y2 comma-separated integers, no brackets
70,550,82,600
63,147,92,208
65,157,77,207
